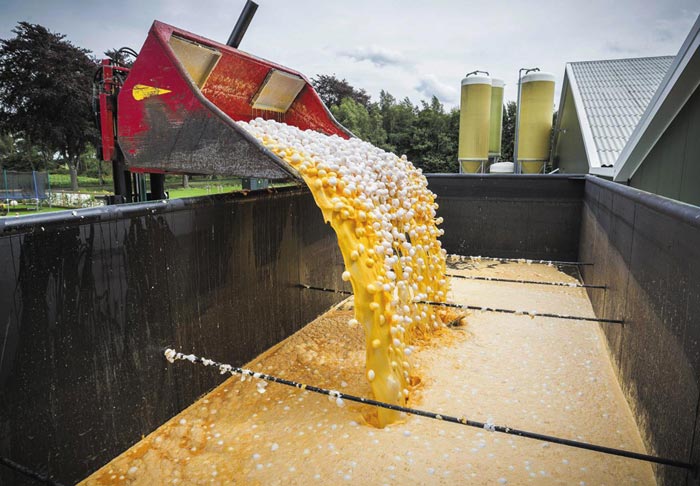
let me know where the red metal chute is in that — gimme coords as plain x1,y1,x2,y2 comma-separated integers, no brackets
117,21,351,180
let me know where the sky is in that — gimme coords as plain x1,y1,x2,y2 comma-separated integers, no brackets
1,0,698,109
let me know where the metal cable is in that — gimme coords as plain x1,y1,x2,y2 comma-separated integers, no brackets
164,349,693,471
298,284,351,295
445,273,606,289
297,285,623,324
415,300,623,324
448,255,593,266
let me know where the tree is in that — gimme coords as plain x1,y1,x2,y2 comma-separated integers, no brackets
548,110,558,169
409,97,458,173
0,132,47,171
104,47,136,68
311,74,371,109
331,98,386,147
0,22,98,190
313,73,461,173
501,100,517,162
382,96,417,159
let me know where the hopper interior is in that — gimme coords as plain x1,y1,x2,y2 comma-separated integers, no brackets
117,21,352,180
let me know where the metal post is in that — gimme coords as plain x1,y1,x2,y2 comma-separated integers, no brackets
47,171,52,207
133,173,139,202
227,1,259,48
150,173,166,200
111,147,129,204
140,174,148,202
123,167,133,203
32,170,39,210
133,173,142,202
3,169,8,209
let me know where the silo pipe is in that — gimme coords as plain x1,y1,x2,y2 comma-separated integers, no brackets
227,0,259,48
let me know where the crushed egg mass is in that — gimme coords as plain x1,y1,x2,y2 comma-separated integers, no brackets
238,118,449,426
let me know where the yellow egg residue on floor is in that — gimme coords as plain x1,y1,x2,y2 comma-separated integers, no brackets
81,260,656,485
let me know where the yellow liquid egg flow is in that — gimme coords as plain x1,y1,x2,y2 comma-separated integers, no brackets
238,119,450,427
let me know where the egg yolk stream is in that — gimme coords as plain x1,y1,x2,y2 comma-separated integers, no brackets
238,118,450,427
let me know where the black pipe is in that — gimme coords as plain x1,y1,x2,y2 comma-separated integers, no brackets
0,456,66,486
227,0,259,48
465,70,490,77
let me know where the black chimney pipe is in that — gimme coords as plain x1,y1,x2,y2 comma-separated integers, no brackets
227,0,259,48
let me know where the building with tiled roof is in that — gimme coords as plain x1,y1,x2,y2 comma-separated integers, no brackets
551,56,673,177
612,16,700,207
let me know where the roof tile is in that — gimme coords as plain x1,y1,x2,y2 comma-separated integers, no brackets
569,56,673,167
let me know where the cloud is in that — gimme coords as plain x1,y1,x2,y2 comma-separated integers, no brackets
337,45,407,68
415,75,458,105
603,40,644,56
1,0,696,113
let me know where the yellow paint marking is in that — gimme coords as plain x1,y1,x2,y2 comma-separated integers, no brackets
132,84,172,101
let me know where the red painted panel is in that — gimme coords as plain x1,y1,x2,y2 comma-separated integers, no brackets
98,60,116,161
118,20,348,152
118,27,204,154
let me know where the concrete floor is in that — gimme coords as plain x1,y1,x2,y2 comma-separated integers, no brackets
81,259,655,485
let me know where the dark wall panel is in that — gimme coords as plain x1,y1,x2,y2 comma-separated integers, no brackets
580,176,700,486
680,88,700,205
427,174,584,261
631,85,700,207
0,188,345,485
5,173,700,486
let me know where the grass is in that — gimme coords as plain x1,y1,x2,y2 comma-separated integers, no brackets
48,175,244,195
167,185,241,199
0,204,68,218
0,177,298,218
167,181,297,199
49,174,112,190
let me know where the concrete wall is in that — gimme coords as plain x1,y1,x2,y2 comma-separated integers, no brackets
580,175,700,486
0,187,346,485
427,174,584,261
631,85,700,207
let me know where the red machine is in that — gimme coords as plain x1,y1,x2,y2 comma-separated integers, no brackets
95,2,351,203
